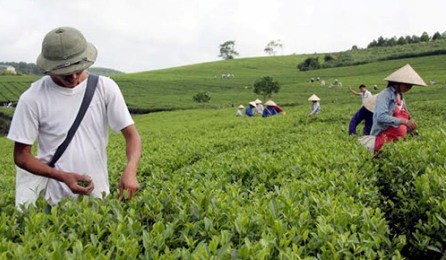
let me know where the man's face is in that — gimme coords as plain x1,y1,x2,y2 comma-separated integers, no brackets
51,71,85,88
360,87,366,93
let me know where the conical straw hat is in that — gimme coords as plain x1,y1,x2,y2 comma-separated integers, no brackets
238,105,244,109
254,99,262,103
265,100,276,106
363,94,377,112
384,64,427,87
308,94,320,101
249,101,256,107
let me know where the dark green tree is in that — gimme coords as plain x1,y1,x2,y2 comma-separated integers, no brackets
253,76,280,101
411,35,421,43
218,41,239,60
397,36,408,45
432,32,443,41
193,91,211,105
377,36,386,46
324,55,335,62
297,57,320,71
420,32,430,42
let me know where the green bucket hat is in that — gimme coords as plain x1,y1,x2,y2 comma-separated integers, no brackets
36,27,97,76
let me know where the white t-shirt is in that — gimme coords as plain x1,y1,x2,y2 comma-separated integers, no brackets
8,75,134,205
361,90,372,103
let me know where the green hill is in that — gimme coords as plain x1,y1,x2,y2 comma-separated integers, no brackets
1,40,445,111
111,54,445,111
109,39,446,110
87,67,124,76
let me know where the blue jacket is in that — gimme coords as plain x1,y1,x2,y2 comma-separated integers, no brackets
370,86,406,136
245,106,255,117
262,106,278,117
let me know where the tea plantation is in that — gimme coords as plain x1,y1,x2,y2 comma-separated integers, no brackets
0,54,445,258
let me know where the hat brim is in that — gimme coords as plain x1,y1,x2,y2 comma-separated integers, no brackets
384,64,427,87
37,42,97,76
363,95,377,112
265,101,276,106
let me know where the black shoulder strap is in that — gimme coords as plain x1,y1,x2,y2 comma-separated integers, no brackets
48,74,99,168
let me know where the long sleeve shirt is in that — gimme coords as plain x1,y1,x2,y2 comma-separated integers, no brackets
370,86,406,136
309,102,320,115
262,106,278,117
245,106,255,117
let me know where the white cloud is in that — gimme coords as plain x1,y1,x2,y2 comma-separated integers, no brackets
0,0,445,73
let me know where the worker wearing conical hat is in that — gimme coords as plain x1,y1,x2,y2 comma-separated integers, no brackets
371,64,427,151
254,98,264,115
308,94,321,115
236,105,244,117
245,101,256,117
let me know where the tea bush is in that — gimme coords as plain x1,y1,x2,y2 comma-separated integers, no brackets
1,100,444,258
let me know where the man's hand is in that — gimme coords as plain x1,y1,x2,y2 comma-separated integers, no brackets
119,170,139,200
14,142,94,195
61,172,95,195
119,124,141,201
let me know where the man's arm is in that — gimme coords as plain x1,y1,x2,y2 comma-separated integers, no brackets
349,86,360,96
13,142,94,194
118,124,142,200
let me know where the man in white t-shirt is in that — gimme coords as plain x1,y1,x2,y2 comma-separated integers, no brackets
8,27,141,207
348,84,374,135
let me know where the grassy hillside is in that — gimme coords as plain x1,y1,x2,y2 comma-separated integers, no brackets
1,40,445,111
112,54,446,110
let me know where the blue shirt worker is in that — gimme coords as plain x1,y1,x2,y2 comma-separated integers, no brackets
262,100,279,117
371,64,426,151
245,101,256,117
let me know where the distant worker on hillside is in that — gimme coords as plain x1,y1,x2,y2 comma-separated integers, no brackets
8,27,142,208
308,94,321,115
245,101,256,117
236,105,244,117
254,99,264,115
370,64,427,152
348,84,373,135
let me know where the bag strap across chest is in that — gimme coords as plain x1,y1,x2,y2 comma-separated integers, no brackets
48,74,99,168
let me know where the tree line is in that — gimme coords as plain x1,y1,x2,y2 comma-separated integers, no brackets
219,31,446,61
367,31,446,48
0,62,42,75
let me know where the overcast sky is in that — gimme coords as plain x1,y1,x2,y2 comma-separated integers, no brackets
1,0,444,73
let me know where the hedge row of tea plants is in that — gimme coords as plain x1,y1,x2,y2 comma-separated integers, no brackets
1,100,444,258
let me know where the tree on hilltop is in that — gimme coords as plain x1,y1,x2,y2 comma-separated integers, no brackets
218,41,239,60
432,32,443,41
253,76,280,101
420,32,430,42
264,40,283,56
